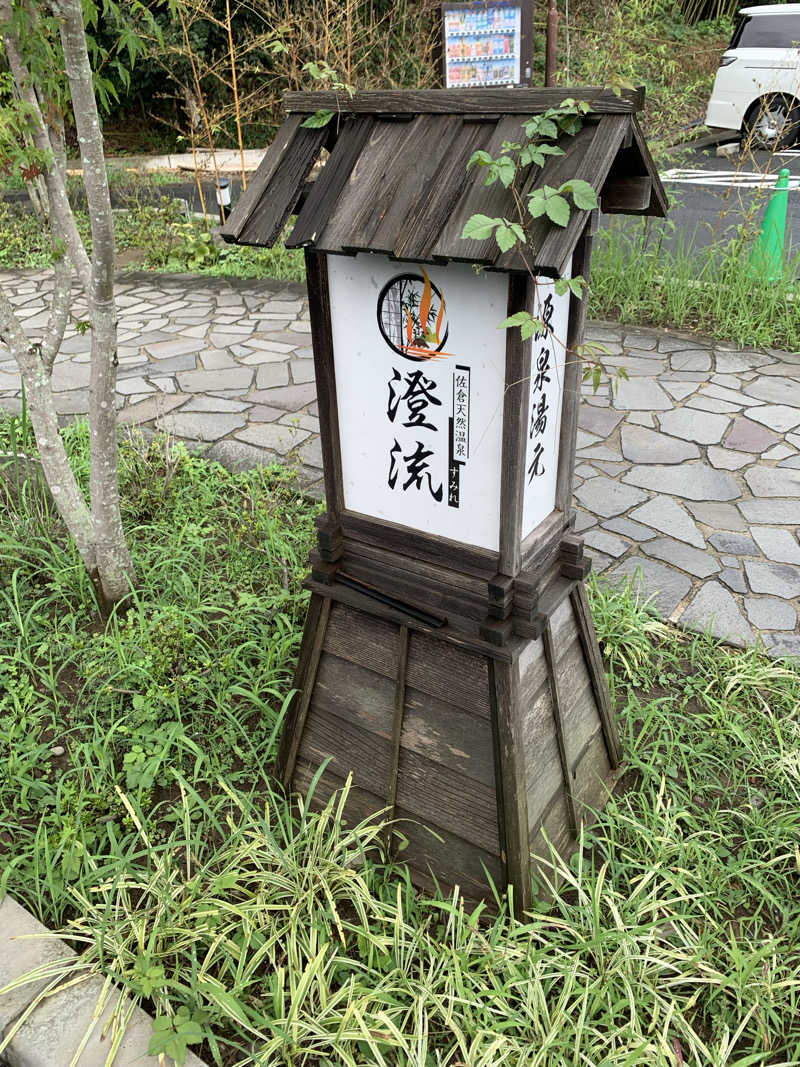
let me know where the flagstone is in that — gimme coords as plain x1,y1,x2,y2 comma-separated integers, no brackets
669,350,712,372
584,529,629,557
744,560,800,598
623,462,740,501
606,556,692,617
743,405,800,433
611,376,672,410
657,408,730,444
643,537,719,578
743,376,800,407
157,411,246,441
745,596,796,630
707,446,754,470
679,582,753,647
629,495,705,547
745,466,800,497
177,367,253,392
602,516,657,541
724,416,779,452
720,568,748,593
573,476,648,518
620,424,699,464
751,527,800,565
235,423,311,453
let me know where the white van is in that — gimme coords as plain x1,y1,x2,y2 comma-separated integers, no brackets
706,4,800,149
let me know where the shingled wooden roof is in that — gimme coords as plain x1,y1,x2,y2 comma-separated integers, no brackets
221,88,667,276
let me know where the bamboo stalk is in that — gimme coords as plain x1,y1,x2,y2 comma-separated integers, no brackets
225,0,247,190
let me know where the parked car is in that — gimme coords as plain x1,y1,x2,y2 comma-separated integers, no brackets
706,4,800,149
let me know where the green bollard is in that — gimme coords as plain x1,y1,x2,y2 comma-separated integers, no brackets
750,167,790,283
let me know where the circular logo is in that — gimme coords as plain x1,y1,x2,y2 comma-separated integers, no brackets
376,270,449,361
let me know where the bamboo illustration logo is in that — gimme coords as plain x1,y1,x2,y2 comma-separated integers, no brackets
377,268,453,361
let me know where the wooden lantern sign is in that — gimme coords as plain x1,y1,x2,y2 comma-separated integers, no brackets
222,88,667,908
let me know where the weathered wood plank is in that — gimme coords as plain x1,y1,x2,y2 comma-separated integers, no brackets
292,758,388,827
221,114,303,241
431,115,529,263
498,273,531,578
393,120,486,261
530,115,628,277
304,251,345,518
395,747,500,855
490,658,530,914
298,702,391,797
321,601,400,679
601,176,652,213
555,219,593,515
403,684,493,758
341,511,499,579
542,618,578,836
283,88,645,115
289,116,375,247
312,118,423,254
571,582,622,766
406,630,491,715
236,120,329,246
349,116,464,255
312,651,397,726
386,625,409,852
394,807,504,899
277,596,331,786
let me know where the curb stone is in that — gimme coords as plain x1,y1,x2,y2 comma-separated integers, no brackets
0,895,208,1067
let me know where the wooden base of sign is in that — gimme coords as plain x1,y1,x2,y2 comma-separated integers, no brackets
276,557,622,912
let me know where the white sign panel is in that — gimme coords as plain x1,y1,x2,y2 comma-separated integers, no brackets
521,266,571,539
327,254,508,552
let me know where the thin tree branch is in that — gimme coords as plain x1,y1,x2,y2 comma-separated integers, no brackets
41,254,71,372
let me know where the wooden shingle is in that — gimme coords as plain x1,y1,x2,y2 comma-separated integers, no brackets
221,87,667,275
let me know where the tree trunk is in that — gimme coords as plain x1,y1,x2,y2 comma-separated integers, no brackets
0,288,97,573
56,0,134,605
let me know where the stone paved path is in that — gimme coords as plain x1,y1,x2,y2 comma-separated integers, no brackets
3,269,800,659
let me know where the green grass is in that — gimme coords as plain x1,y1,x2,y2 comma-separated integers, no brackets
590,215,800,349
3,413,800,1065
0,197,306,281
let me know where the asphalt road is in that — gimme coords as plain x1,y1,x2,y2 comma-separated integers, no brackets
647,143,800,258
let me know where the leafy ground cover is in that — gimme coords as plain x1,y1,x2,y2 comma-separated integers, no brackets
0,196,305,282
590,214,800,349
2,413,800,1065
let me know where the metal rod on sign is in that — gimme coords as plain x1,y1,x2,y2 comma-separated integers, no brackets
545,0,559,87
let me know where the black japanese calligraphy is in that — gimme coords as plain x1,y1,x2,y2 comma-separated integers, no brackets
386,368,441,432
527,441,545,481
388,438,443,501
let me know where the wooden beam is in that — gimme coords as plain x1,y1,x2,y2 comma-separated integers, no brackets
385,625,409,856
570,584,623,767
276,595,332,786
498,273,531,579
600,175,652,213
284,87,644,116
489,657,531,916
542,618,579,837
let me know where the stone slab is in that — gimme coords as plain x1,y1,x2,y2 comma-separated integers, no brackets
642,536,720,578
573,476,648,518
678,582,753,647
743,405,800,434
708,531,758,555
235,423,311,453
724,416,779,453
751,526,800,564
657,408,730,445
628,495,705,548
706,446,753,471
602,516,657,541
745,466,800,498
623,462,740,501
744,560,800,598
739,499,800,524
577,406,625,436
745,595,796,630
583,529,629,558
620,424,699,464
605,556,692,617
156,411,246,441
612,377,673,411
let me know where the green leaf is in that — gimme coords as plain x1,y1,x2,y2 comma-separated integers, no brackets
554,278,569,296
545,195,570,227
562,179,598,211
467,150,493,170
301,110,334,129
461,214,500,241
499,311,532,329
495,223,517,253
519,145,543,168
493,156,516,188
527,192,548,219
